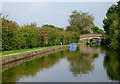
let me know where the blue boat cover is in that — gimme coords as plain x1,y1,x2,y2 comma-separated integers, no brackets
70,43,76,51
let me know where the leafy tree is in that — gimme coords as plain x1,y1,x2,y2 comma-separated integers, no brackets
68,10,94,34
66,25,79,32
2,18,19,50
91,26,104,34
102,1,120,51
42,24,64,31
103,4,118,35
2,15,80,51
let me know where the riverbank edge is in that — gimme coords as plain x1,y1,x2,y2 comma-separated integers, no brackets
1,44,83,65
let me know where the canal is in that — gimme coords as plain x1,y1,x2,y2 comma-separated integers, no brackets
2,45,120,82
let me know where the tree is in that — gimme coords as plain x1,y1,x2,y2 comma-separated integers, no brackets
42,24,64,31
91,26,104,34
118,1,120,29
2,17,19,50
68,10,94,34
102,1,120,51
66,25,79,32
2,15,80,51
103,4,118,35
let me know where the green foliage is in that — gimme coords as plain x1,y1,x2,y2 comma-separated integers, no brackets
2,18,79,51
91,26,104,34
2,18,19,50
66,25,79,32
68,10,94,34
42,24,64,31
102,1,120,51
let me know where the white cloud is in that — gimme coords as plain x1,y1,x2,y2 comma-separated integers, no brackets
1,0,119,2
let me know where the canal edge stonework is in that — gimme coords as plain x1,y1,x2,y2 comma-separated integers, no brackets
2,44,82,65
2,46,69,65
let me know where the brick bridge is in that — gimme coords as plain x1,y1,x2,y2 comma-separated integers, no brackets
80,34,104,42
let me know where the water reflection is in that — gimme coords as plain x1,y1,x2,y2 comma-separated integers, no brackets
2,50,68,82
67,47,98,77
2,46,120,82
103,50,120,82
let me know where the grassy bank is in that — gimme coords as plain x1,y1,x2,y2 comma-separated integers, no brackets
1,43,85,60
0,45,69,59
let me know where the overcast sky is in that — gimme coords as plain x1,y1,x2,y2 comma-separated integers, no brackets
2,2,117,30
1,0,119,2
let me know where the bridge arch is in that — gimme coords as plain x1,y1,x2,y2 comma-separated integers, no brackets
80,34,104,43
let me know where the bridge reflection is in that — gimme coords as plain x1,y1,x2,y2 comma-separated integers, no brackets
2,46,104,82
79,45,103,56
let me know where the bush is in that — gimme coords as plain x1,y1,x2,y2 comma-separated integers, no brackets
2,18,80,51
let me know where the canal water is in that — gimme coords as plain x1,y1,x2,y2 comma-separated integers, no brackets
2,45,120,82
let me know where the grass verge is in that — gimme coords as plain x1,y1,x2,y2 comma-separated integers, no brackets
0,45,69,60
0,43,84,60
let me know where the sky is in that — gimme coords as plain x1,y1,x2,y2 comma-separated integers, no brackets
1,0,119,2
2,1,118,30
